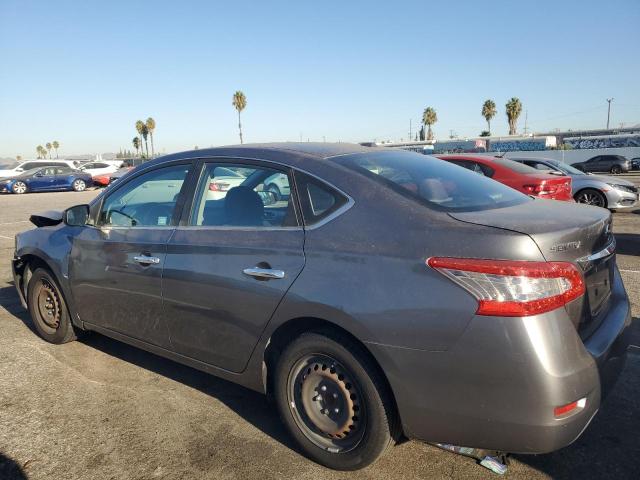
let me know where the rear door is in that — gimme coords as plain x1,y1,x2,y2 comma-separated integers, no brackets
161,160,305,372
69,162,193,348
33,167,57,190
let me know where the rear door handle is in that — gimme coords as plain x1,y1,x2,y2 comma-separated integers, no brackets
243,267,285,279
133,255,161,265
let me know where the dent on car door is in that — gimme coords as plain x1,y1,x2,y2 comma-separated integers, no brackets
161,161,305,373
68,163,193,348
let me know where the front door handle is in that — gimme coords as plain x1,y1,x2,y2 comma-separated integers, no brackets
243,267,285,280
133,255,161,265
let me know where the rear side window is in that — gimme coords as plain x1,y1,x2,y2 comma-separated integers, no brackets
337,151,529,212
295,172,348,225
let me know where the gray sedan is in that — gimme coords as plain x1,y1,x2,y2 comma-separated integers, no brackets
11,144,631,471
509,157,638,210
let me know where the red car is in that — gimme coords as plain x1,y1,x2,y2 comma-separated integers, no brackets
436,154,573,201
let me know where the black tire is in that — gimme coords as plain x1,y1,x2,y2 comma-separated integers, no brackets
12,181,27,194
274,330,398,471
574,188,607,208
610,165,622,174
27,268,78,344
267,183,282,201
72,178,86,192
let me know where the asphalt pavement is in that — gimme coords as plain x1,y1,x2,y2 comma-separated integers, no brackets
0,183,639,480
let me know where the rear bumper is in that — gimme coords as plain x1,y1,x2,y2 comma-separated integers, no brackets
368,267,631,454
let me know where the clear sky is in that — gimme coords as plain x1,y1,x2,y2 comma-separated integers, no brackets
1,0,639,157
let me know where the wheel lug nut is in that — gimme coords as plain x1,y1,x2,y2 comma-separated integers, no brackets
320,386,327,392
333,393,338,399
334,408,339,413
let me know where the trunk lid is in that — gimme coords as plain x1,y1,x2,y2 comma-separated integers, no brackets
449,199,614,336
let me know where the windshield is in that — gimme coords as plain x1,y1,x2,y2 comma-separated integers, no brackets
548,160,585,175
337,151,530,212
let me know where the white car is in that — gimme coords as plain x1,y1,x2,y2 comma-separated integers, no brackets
0,160,79,178
79,162,119,177
206,167,247,200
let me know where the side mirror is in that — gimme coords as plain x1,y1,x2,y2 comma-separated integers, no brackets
64,204,90,226
258,191,277,206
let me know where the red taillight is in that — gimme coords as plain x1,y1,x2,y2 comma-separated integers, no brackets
427,257,585,316
554,398,587,417
209,181,231,192
523,183,558,196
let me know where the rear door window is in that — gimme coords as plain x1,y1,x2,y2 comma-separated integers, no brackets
337,151,529,212
190,163,298,228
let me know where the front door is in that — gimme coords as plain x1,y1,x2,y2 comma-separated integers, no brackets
69,163,192,348
161,161,305,372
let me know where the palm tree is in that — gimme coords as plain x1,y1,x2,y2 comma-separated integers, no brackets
52,140,60,158
45,142,52,159
132,137,141,157
145,117,156,158
481,100,496,135
141,124,149,157
505,97,523,135
135,120,146,157
422,107,437,141
36,145,44,159
16,155,22,162
232,91,247,144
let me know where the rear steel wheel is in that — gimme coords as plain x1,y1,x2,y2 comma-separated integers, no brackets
12,181,27,194
288,354,365,452
574,188,607,208
275,331,397,470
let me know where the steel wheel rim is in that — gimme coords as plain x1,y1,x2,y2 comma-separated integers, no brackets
13,182,26,194
576,191,605,207
36,279,62,334
74,180,85,191
287,354,366,452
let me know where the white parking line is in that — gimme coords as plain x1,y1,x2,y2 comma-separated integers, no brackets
620,269,640,274
0,235,13,240
0,221,29,226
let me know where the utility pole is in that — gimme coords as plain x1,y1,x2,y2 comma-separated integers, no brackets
409,119,412,142
606,98,614,129
523,110,529,135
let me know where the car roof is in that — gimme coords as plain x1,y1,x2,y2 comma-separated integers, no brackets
150,142,373,167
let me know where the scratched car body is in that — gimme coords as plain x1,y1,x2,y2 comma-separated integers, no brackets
12,144,631,471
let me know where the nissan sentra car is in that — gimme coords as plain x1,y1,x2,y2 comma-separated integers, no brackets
12,143,631,471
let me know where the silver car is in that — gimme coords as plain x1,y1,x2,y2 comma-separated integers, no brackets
509,157,638,210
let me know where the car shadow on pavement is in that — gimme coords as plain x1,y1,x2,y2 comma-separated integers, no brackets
614,233,640,256
78,330,301,453
0,452,27,480
0,283,301,459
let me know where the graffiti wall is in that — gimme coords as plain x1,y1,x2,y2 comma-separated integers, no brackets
564,135,640,149
488,139,549,152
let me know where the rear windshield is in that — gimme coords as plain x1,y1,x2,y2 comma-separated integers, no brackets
490,157,540,173
337,151,530,212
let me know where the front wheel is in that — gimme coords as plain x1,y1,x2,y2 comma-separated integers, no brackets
12,181,27,194
610,165,622,174
72,179,86,192
574,188,607,208
274,331,397,471
27,268,78,344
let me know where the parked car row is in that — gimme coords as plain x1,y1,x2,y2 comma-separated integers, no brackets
12,143,631,472
509,157,638,210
